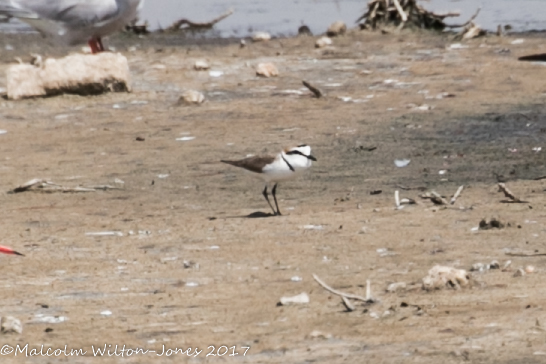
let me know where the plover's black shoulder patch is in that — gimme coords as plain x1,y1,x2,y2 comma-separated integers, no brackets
298,144,308,148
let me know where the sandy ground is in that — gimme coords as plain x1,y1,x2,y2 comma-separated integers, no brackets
0,29,546,363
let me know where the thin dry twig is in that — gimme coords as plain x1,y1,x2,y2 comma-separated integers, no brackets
505,249,546,257
431,191,449,205
498,183,527,203
443,7,481,28
166,9,233,32
341,296,355,311
302,80,323,98
450,185,464,205
312,274,369,302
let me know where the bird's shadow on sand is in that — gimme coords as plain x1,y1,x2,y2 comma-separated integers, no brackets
208,211,278,220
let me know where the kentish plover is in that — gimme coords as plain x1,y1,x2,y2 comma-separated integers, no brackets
221,145,316,216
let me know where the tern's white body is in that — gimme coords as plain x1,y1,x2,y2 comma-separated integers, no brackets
0,0,143,45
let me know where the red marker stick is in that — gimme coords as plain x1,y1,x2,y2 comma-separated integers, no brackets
0,245,24,256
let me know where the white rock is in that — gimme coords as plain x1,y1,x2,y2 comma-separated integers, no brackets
422,265,469,290
279,292,309,305
525,265,535,274
386,282,407,293
256,63,279,78
1,316,22,334
315,36,333,48
7,53,131,100
194,60,210,70
178,90,205,105
327,21,347,36
252,32,271,42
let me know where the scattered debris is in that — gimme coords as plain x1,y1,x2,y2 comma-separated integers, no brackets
315,36,333,48
386,282,407,293
209,70,224,77
341,295,355,311
166,9,233,32
177,90,205,105
302,80,323,98
370,189,382,195
10,178,120,194
7,53,131,100
252,31,272,42
256,63,279,78
525,265,536,274
312,274,374,303
194,60,210,70
278,292,309,305
308,330,332,339
356,0,477,32
1,316,22,335
505,249,546,257
498,183,527,203
470,260,500,272
420,191,448,205
85,231,123,237
422,265,470,290
479,218,505,230
394,190,401,208
394,159,410,167
377,248,397,257
513,268,525,277
327,21,347,36
450,185,464,204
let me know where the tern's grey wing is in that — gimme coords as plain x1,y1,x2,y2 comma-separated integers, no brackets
3,0,120,26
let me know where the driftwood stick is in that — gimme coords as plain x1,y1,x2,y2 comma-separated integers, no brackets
444,7,481,28
431,191,449,205
341,295,355,311
395,190,400,208
505,249,546,257
312,274,369,302
392,0,408,22
497,183,520,202
302,80,323,98
450,185,464,205
166,9,233,32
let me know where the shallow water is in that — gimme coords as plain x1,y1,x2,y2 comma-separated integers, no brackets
1,0,545,38
140,0,546,36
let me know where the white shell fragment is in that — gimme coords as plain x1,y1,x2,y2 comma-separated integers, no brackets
1,316,22,334
525,265,535,274
315,36,333,48
422,265,469,290
256,63,279,78
252,32,271,42
394,159,411,167
178,90,205,105
176,136,195,141
326,21,347,36
194,60,210,70
386,282,406,293
279,292,309,305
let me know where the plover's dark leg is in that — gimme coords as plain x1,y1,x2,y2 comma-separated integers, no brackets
262,185,277,215
272,183,282,216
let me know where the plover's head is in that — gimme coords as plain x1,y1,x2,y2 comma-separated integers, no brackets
283,144,317,164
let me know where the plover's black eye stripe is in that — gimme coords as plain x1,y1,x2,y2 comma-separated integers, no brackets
286,150,306,156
